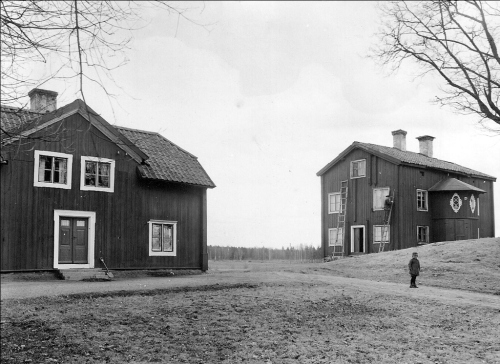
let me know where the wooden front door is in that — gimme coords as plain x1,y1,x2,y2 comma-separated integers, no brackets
455,219,471,241
59,217,88,264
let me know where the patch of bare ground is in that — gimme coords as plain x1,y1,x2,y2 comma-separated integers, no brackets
1,238,499,363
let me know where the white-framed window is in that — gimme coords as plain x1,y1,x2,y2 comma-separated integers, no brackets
350,159,366,179
417,226,429,244
148,220,177,256
373,225,390,244
328,192,341,214
417,189,428,211
373,187,390,210
80,156,115,193
34,150,73,189
329,228,344,246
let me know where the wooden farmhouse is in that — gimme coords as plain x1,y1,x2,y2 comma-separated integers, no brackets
317,130,496,257
1,89,215,274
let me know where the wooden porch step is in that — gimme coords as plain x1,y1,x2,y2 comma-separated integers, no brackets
58,268,112,281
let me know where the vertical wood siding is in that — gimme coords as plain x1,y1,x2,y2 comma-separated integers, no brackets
319,149,496,256
1,114,208,271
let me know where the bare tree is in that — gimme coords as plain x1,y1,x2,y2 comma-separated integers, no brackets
371,1,500,132
1,1,208,106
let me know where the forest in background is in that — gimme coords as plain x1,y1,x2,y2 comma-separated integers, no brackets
208,245,323,262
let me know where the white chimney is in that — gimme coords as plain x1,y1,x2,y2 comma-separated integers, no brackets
416,135,435,158
392,129,407,151
28,88,58,113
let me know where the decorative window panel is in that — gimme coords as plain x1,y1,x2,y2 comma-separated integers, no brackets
373,187,390,210
350,159,366,179
80,156,115,193
329,228,344,246
373,225,390,243
450,193,462,213
34,150,73,189
469,195,476,214
417,190,428,211
417,226,429,243
328,193,341,214
148,220,177,256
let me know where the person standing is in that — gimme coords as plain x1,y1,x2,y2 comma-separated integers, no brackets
408,252,420,288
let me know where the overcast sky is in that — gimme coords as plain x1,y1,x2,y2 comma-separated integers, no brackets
29,1,499,248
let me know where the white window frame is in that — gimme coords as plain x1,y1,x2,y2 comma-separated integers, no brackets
34,150,73,189
373,187,390,211
373,225,390,244
148,220,177,256
80,156,115,193
417,189,428,211
417,225,429,244
328,192,341,214
328,228,344,246
350,159,366,179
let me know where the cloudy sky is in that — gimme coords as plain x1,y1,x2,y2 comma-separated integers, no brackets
30,2,499,248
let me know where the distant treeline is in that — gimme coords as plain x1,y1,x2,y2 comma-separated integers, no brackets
208,245,323,262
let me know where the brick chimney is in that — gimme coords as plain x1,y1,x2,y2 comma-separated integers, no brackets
416,135,435,158
28,88,58,113
391,129,407,151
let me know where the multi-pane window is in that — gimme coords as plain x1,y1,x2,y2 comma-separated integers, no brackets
417,189,428,211
34,150,73,189
350,159,366,178
80,157,115,192
417,226,429,243
148,220,177,256
85,161,110,187
328,193,341,214
329,228,344,246
373,225,390,244
373,187,390,210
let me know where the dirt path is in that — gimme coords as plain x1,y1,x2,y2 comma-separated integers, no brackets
2,271,499,310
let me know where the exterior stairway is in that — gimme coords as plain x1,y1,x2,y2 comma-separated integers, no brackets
58,268,113,281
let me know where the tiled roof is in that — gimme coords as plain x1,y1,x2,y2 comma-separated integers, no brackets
1,102,215,188
358,142,495,179
116,127,216,188
1,105,41,134
317,141,495,180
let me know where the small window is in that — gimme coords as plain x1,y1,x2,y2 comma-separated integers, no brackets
417,226,429,244
350,159,366,179
373,187,390,210
34,150,73,189
328,193,341,214
373,225,390,244
148,220,177,256
329,228,344,246
80,156,115,192
417,189,428,211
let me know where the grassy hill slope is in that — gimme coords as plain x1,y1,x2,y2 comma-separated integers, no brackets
313,237,500,294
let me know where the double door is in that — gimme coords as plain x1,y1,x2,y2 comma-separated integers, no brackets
59,217,88,264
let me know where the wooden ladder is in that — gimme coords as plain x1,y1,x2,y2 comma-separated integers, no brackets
378,193,394,253
333,180,348,258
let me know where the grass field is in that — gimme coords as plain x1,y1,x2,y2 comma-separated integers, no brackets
1,238,499,364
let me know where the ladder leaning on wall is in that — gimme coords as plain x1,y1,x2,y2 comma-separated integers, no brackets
378,192,394,253
333,180,348,258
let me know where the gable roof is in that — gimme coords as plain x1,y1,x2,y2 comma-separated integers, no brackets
117,127,215,188
428,178,486,193
1,100,148,163
1,100,215,188
317,141,496,180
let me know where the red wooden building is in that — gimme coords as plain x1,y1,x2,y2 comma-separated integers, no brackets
1,89,215,273
317,130,496,257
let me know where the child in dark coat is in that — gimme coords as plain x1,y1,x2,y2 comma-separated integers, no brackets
408,252,420,288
